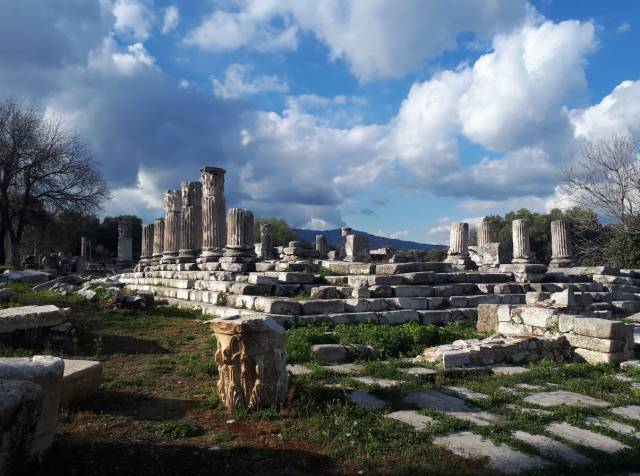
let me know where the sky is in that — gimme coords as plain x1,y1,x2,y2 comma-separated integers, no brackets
1,0,639,244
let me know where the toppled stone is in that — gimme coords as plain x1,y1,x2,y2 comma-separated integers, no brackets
311,344,378,364
399,367,437,379
611,405,640,421
512,431,590,466
584,416,640,439
490,365,529,376
0,305,67,334
573,348,633,365
349,390,386,409
286,364,312,375
0,286,12,303
432,432,547,474
1,270,51,284
60,359,103,407
352,377,401,388
385,410,434,430
444,386,488,400
523,390,610,408
0,356,64,457
320,363,363,374
546,422,629,454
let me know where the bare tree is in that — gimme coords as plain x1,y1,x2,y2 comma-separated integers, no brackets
562,136,640,231
0,100,110,265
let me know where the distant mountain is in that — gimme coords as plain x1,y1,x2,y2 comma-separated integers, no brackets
293,228,444,251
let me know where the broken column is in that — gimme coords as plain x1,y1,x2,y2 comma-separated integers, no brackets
316,234,328,255
222,208,256,271
259,223,275,260
338,227,352,259
139,223,154,269
344,234,370,262
512,219,531,264
152,218,165,264
477,220,492,246
199,166,226,263
550,220,573,268
178,181,203,263
161,190,181,264
445,223,474,270
117,221,133,264
208,315,287,410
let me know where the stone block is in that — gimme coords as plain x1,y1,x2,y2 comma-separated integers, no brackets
476,304,500,333
565,335,625,353
379,309,419,324
419,310,453,325
60,359,103,407
0,356,64,457
310,286,337,299
497,322,532,337
520,307,558,328
572,317,627,339
558,314,575,333
301,300,345,315
248,274,278,285
442,350,470,368
278,272,314,284
0,305,66,334
254,297,301,315
369,285,393,298
573,348,633,365
497,304,516,322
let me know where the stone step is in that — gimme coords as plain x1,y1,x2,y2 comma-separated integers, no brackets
432,432,547,474
529,282,605,292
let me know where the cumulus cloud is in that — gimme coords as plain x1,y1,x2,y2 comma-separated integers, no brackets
185,0,529,80
212,64,288,99
425,216,484,245
112,0,155,41
376,229,409,239
617,22,631,34
161,5,179,34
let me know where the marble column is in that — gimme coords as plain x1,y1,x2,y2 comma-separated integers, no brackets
339,227,352,260
199,166,226,263
117,220,133,263
80,237,90,258
139,223,154,268
550,220,573,268
224,208,255,259
161,190,182,264
477,220,492,247
512,219,531,264
152,218,165,264
316,234,328,254
445,223,474,270
260,223,275,260
341,227,352,237
178,181,203,263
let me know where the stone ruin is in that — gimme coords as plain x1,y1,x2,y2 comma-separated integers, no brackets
117,165,640,406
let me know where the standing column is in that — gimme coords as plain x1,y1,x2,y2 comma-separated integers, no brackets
260,223,275,260
199,167,227,263
178,181,203,263
80,237,90,258
445,223,474,270
339,227,352,260
139,223,154,268
550,220,573,268
477,220,492,247
152,218,165,264
117,221,133,263
161,190,182,264
316,234,328,254
224,208,255,259
512,219,531,263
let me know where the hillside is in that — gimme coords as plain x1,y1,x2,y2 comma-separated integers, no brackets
293,228,444,251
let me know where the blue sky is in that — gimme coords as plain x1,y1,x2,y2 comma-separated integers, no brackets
1,1,639,244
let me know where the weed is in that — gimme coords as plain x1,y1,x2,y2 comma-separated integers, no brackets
153,420,204,438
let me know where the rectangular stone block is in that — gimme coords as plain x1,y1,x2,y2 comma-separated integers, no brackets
476,304,499,334
573,347,634,365
565,334,625,353
497,322,532,337
442,350,470,368
572,317,627,339
301,300,345,315
520,307,558,328
278,272,314,284
379,310,419,324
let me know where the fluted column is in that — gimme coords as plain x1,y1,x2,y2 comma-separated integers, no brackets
152,218,165,264
448,223,469,257
161,190,182,264
339,227,352,260
512,219,531,263
477,220,492,247
117,221,133,263
178,181,203,263
260,223,275,260
199,166,227,263
224,208,255,259
550,220,573,268
139,223,154,268
316,234,328,254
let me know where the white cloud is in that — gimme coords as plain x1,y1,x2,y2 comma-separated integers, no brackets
185,0,529,80
376,229,409,239
112,0,154,41
570,80,640,140
161,5,179,34
108,166,167,216
425,216,484,245
285,94,368,127
88,37,156,77
212,63,288,99
617,22,631,34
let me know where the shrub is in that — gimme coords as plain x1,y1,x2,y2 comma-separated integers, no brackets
608,230,640,268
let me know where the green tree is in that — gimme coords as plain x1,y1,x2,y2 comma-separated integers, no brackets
253,218,297,247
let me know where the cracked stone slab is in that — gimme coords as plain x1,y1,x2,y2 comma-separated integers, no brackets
385,410,435,430
320,363,364,374
512,431,590,466
490,365,530,376
402,390,502,426
585,416,640,439
514,383,542,391
349,391,386,409
523,391,610,408
399,367,437,378
448,411,504,426
352,377,402,388
611,405,640,421
505,404,551,417
546,422,630,454
443,386,489,401
433,431,547,475
287,364,312,375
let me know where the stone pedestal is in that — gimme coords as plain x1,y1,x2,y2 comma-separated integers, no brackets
477,220,492,247
161,190,182,264
344,234,370,262
152,218,165,264
117,221,133,264
199,167,226,263
550,220,573,268
138,223,154,269
445,223,475,270
512,219,531,264
258,223,275,260
178,181,203,263
209,315,287,410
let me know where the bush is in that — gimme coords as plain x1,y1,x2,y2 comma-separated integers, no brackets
608,230,640,268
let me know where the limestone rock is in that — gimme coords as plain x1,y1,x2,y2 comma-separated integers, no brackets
0,305,67,334
311,344,378,364
208,315,287,409
476,304,499,333
1,269,51,284
60,359,103,407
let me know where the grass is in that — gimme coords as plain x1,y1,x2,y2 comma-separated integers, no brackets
6,282,640,475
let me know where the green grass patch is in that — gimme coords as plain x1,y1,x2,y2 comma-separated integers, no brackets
153,420,204,438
